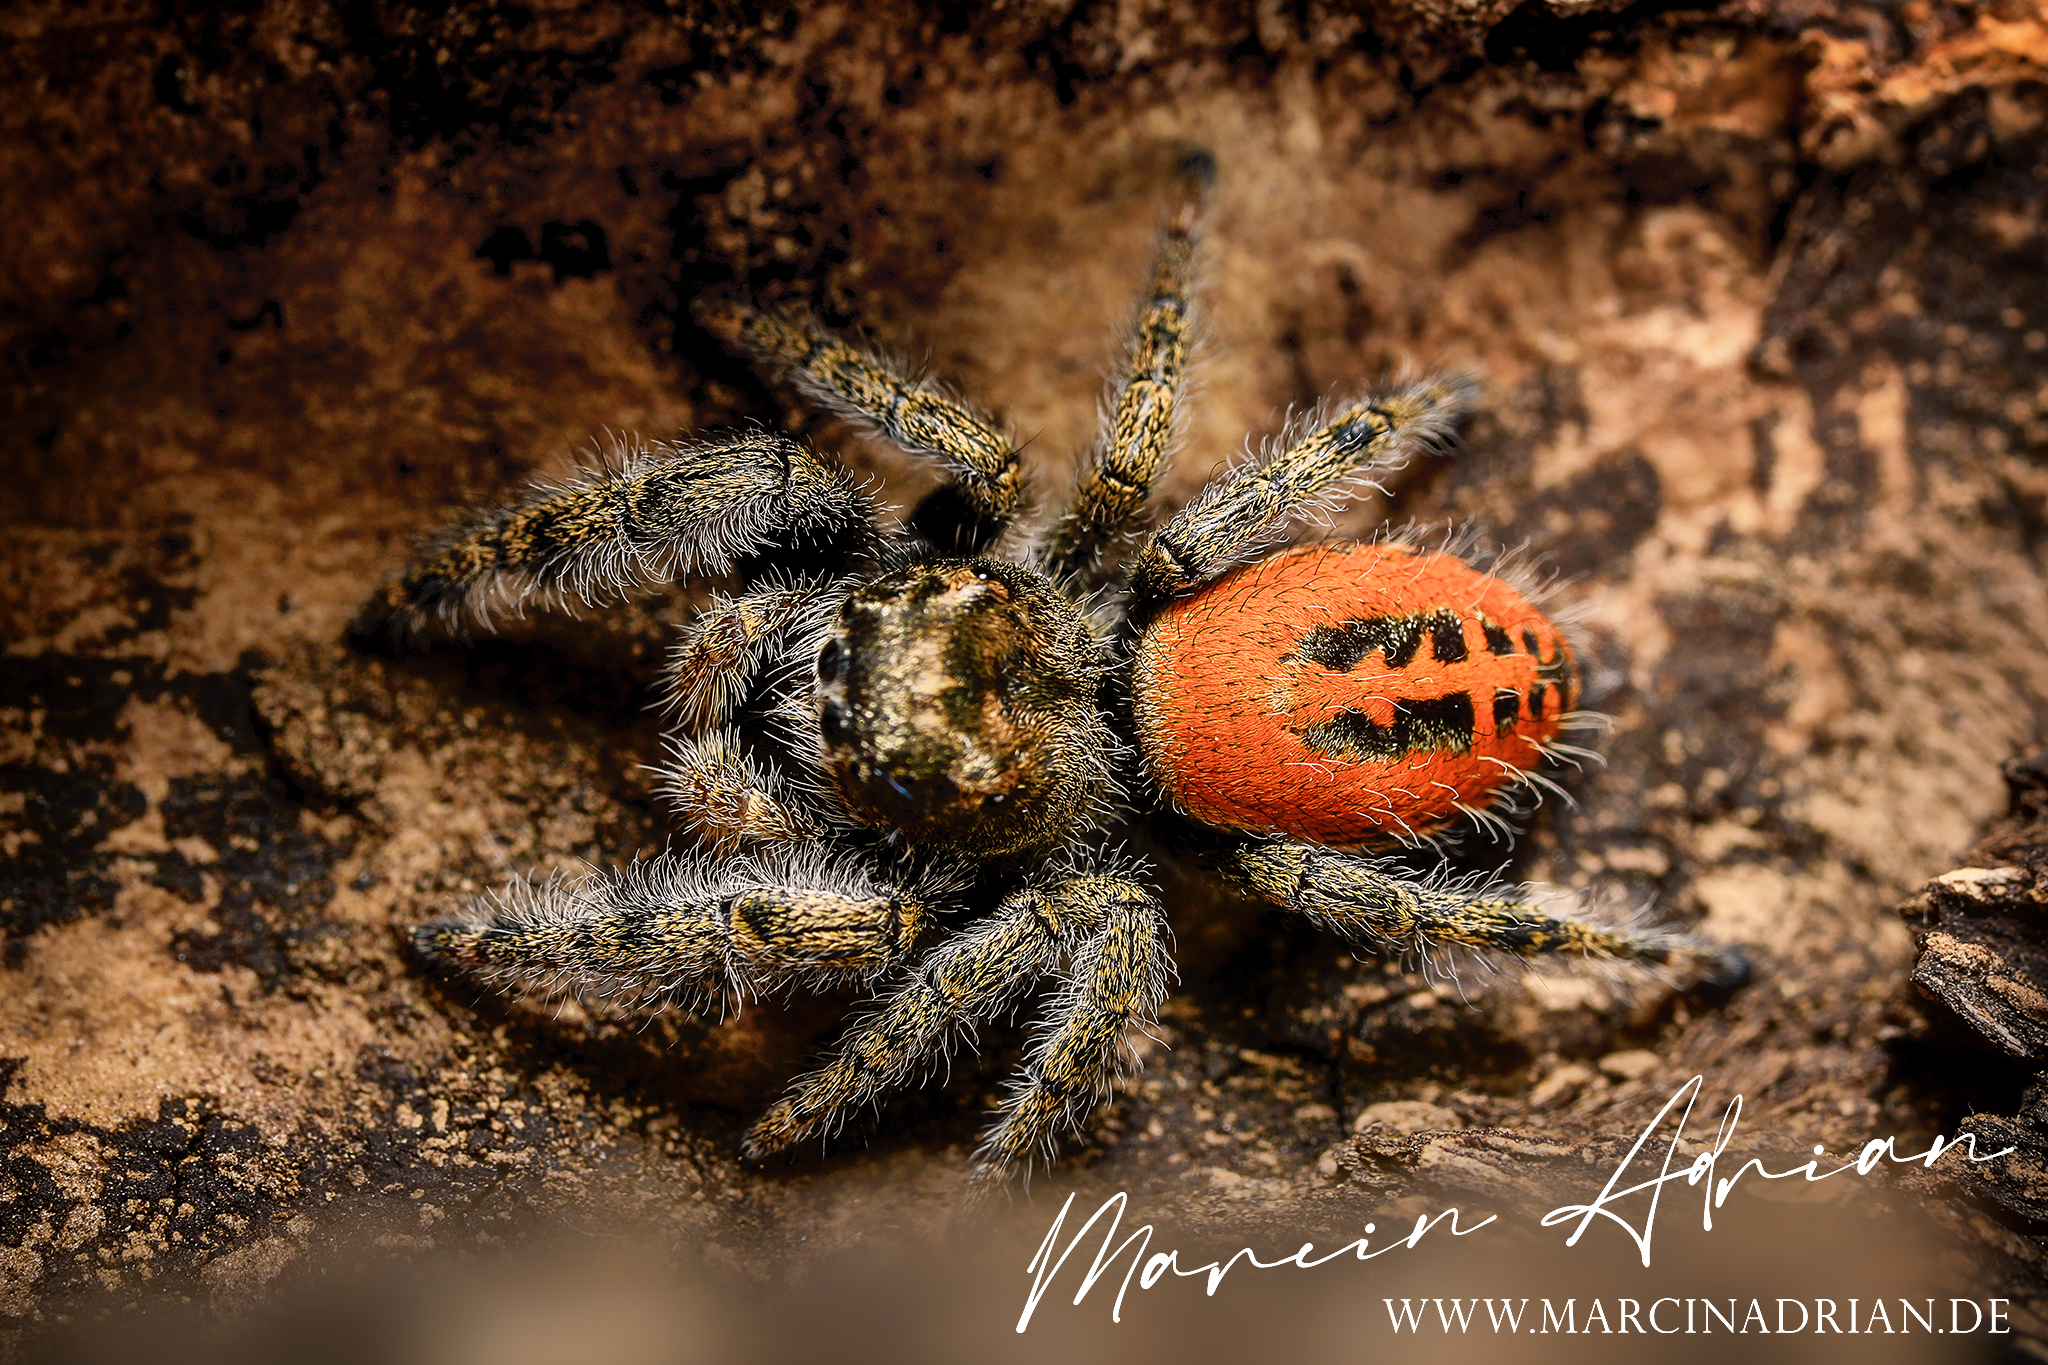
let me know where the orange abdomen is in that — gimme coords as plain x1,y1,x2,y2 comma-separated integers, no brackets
1132,543,1578,846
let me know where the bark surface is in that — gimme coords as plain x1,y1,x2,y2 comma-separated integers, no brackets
5,0,2048,1355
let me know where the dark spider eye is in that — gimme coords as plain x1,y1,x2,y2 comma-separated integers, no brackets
819,700,850,746
816,637,844,684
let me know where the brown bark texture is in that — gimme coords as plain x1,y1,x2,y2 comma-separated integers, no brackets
5,0,2048,1358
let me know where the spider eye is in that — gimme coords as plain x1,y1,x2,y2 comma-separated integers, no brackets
817,637,845,685
819,699,851,746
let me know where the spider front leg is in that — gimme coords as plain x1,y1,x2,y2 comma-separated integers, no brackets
1040,152,1212,583
1129,376,1480,605
695,300,1025,546
354,432,873,640
413,848,929,1016
1220,839,1749,986
744,863,1168,1205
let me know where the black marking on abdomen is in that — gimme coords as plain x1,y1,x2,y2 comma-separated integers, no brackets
1291,616,1421,671
1536,639,1576,703
1493,688,1521,732
1528,683,1548,720
1299,691,1476,761
1290,610,1462,672
1430,616,1469,663
1482,617,1515,655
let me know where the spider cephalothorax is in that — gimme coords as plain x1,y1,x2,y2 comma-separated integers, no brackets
363,152,1744,1215
818,556,1108,858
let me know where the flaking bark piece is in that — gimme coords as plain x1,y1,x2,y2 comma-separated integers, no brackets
1901,755,2048,1059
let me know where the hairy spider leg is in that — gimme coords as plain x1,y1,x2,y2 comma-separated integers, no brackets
355,432,873,640
658,577,868,854
1129,377,1481,605
697,300,1026,536
1220,840,1750,986
412,848,930,1017
958,873,1169,1218
665,582,824,729
1040,152,1212,583
655,728,822,852
744,866,1167,1192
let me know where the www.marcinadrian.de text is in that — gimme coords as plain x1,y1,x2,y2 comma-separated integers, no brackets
1379,1297,2009,1335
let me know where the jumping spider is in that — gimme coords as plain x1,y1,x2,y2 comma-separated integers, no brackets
363,154,1745,1213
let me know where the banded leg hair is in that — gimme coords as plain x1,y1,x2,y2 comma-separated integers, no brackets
1129,376,1480,607
412,847,931,1018
657,577,850,850
1040,152,1212,583
664,581,825,729
1222,840,1750,987
656,728,820,852
744,860,1169,1209
355,432,874,640
696,299,1026,539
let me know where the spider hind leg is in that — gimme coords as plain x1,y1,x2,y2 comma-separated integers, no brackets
1220,838,1747,987
1130,376,1480,607
743,862,1168,1216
